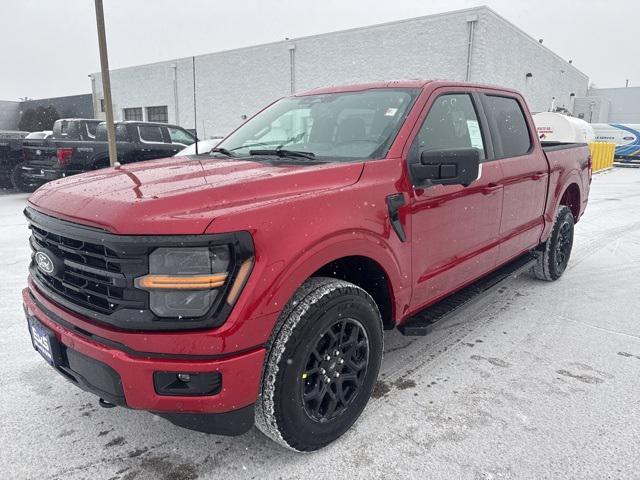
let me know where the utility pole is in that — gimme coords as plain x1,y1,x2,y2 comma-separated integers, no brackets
94,0,118,167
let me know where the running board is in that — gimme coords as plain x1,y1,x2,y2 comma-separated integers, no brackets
398,252,539,336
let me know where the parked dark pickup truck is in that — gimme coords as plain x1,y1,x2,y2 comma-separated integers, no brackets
0,130,28,188
23,80,591,451
14,119,196,192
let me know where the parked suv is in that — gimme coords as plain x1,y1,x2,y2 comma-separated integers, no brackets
23,80,591,451
14,119,196,191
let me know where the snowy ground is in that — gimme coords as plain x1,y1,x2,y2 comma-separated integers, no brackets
1,169,639,480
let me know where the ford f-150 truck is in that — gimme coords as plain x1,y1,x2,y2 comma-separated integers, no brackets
22,80,591,451
15,119,196,192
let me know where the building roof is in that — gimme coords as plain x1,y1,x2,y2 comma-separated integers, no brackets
89,5,583,80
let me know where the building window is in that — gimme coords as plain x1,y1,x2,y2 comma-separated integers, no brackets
146,106,168,123
123,107,143,121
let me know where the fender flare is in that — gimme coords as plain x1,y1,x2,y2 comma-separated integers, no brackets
542,169,583,241
256,229,410,322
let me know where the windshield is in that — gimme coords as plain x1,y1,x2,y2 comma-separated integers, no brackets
217,88,419,160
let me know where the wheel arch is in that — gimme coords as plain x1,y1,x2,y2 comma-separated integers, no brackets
311,255,395,330
261,232,408,331
559,182,581,220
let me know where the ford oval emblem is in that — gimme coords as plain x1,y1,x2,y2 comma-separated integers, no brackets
35,251,55,275
623,136,635,141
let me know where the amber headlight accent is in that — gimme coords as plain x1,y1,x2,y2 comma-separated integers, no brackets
226,257,254,306
136,273,228,290
135,246,230,318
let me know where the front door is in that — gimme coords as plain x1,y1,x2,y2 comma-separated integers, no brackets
408,91,504,310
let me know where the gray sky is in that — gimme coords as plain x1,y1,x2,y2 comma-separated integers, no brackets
1,0,637,100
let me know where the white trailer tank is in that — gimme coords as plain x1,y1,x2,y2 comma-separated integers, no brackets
533,112,595,143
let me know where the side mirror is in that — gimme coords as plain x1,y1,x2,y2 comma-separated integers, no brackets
411,147,481,187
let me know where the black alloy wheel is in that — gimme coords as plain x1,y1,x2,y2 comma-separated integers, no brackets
555,220,574,274
301,318,369,422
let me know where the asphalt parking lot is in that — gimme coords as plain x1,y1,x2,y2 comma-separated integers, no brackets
1,168,639,480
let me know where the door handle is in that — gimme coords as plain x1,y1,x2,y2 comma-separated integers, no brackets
531,172,546,180
481,183,501,195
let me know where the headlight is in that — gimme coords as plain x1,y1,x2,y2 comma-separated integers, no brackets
135,245,241,318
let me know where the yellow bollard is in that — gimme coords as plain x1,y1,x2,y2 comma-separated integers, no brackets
588,142,615,172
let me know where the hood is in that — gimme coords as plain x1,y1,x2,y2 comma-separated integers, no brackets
28,156,364,234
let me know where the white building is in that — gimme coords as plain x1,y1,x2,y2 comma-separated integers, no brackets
574,87,640,124
89,6,588,138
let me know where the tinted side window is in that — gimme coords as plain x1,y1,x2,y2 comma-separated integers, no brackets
95,124,128,141
95,124,106,141
138,125,164,143
168,127,195,146
412,93,485,159
483,95,531,157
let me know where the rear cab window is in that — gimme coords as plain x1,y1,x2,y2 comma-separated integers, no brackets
482,95,532,158
85,122,99,139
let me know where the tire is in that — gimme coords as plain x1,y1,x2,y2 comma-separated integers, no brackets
11,162,38,193
92,158,109,170
255,277,383,451
0,171,13,189
534,205,574,281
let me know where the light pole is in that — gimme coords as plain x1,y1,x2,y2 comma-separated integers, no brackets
94,0,118,167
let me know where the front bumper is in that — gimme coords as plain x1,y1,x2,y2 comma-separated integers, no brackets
22,287,266,435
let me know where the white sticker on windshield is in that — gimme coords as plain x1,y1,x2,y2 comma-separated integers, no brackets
385,108,398,117
466,120,484,149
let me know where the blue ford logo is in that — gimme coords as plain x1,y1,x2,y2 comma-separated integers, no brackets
35,251,55,275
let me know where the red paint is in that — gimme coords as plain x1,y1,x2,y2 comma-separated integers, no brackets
24,80,591,417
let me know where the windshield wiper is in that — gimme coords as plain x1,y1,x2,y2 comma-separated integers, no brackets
227,141,280,152
226,132,307,153
249,148,316,161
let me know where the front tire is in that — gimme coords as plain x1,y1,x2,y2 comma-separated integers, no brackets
534,205,575,281
255,277,383,451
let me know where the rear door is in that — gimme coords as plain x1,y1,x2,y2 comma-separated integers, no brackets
481,94,549,263
407,89,504,309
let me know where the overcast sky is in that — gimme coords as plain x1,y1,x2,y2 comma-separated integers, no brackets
1,0,636,100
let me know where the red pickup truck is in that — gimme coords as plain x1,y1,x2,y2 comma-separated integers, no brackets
22,80,591,451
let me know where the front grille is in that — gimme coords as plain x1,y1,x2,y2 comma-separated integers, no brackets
24,206,254,331
28,218,148,316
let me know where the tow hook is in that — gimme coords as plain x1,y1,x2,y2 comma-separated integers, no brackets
99,398,117,409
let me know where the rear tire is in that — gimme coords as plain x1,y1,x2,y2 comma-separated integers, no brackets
534,206,574,281
255,277,383,451
92,158,109,170
11,163,38,193
0,171,13,189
